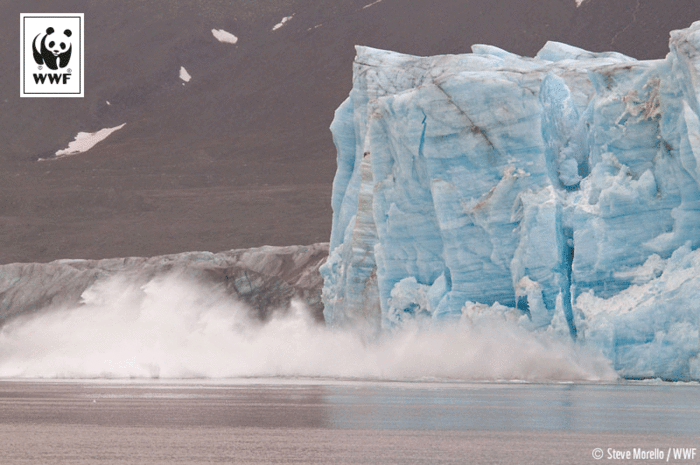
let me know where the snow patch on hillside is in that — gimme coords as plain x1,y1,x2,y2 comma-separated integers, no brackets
272,15,294,31
50,124,126,159
212,29,238,44
179,66,191,83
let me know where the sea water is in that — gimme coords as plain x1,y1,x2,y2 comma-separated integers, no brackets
0,379,698,464
0,277,698,463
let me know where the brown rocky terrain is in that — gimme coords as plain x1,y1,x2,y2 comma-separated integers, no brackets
0,0,698,264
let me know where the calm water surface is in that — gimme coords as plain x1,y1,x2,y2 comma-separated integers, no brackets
0,379,698,464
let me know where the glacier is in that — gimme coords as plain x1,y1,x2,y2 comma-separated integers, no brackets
0,241,615,380
0,244,328,326
321,20,700,380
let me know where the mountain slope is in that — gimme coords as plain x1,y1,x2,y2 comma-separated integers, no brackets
0,0,698,263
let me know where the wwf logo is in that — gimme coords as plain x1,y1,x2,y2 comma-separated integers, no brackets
32,27,73,70
21,13,83,97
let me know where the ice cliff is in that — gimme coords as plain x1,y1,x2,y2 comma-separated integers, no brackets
321,21,700,380
0,244,328,325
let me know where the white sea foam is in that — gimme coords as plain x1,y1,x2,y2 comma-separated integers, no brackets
0,274,616,381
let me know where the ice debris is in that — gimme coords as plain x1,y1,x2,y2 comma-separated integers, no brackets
321,20,700,380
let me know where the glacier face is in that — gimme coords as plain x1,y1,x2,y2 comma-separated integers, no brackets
0,244,328,326
322,21,700,380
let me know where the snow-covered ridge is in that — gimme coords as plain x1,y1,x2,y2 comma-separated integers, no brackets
321,20,700,380
0,243,328,326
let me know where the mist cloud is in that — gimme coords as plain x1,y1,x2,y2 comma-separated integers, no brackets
0,275,616,381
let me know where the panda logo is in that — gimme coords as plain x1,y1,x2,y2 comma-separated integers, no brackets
32,27,72,70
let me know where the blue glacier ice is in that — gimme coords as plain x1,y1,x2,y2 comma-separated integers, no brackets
321,20,700,380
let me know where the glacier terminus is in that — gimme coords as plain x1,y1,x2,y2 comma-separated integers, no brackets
321,20,700,381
